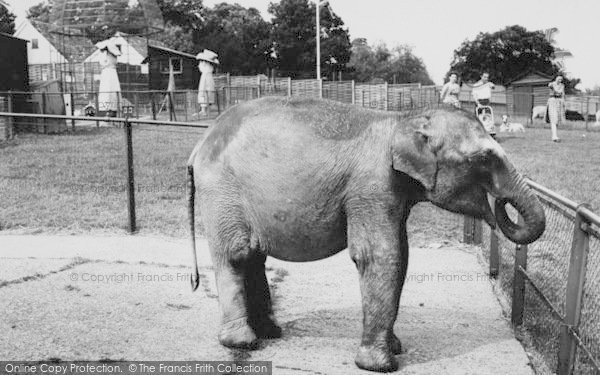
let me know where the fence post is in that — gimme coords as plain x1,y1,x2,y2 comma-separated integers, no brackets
557,207,591,375
151,93,157,120
473,219,483,244
183,91,189,122
351,80,356,105
318,79,323,99
584,97,589,131
511,215,528,326
384,82,389,111
287,77,292,97
489,229,499,278
94,93,100,128
134,92,139,119
41,92,47,134
124,118,136,234
463,216,473,243
7,93,14,139
70,93,75,132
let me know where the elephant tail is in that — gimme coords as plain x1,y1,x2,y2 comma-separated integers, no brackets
187,164,200,292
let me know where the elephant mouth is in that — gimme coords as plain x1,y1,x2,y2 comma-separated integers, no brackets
432,185,497,228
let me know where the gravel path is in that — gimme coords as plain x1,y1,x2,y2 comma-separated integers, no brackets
0,234,533,374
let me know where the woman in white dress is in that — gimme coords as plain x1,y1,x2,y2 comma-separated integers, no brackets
96,40,122,117
440,73,461,108
546,75,566,142
196,49,220,116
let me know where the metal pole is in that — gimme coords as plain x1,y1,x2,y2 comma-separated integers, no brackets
70,93,75,132
7,93,13,139
95,93,100,128
557,207,591,375
124,118,136,234
41,92,49,134
511,215,528,326
316,0,321,81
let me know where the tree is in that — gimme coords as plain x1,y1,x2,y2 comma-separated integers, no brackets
153,22,194,53
193,3,272,75
0,3,16,34
448,25,579,92
156,0,205,31
347,39,434,84
27,1,52,23
269,0,351,78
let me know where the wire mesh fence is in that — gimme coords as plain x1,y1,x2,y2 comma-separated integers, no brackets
476,182,600,375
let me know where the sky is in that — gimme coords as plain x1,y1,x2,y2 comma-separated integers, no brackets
7,0,600,89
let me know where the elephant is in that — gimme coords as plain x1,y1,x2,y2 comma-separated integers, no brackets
186,97,546,372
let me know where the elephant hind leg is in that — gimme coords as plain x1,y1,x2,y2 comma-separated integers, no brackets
208,222,258,349
245,252,282,339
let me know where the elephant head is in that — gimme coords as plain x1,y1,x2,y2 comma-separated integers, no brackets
392,107,545,245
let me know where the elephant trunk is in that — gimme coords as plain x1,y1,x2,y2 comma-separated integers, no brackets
493,168,546,245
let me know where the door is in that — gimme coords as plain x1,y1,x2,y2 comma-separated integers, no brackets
513,85,533,121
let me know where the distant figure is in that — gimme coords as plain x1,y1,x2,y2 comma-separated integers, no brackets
546,75,566,142
196,49,220,116
96,39,122,117
440,73,461,108
471,72,495,112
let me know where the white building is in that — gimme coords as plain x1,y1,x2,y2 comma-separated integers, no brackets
13,17,95,89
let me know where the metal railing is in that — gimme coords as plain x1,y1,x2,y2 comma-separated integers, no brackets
465,179,600,375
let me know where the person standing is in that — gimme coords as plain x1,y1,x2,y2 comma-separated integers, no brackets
546,75,566,142
196,49,220,116
471,72,495,111
96,39,122,118
440,73,461,108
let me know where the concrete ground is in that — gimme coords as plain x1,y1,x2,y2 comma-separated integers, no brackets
0,234,533,374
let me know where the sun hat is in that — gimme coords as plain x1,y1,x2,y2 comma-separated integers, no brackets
96,39,122,57
196,49,220,65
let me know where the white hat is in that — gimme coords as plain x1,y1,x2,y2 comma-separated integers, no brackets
96,39,122,57
196,49,220,65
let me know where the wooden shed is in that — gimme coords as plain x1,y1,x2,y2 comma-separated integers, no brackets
0,33,29,140
144,45,200,91
0,32,29,92
506,70,553,120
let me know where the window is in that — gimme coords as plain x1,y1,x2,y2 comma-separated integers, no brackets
32,38,39,49
160,57,183,74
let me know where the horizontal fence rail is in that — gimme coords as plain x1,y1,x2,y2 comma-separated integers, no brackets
465,179,600,375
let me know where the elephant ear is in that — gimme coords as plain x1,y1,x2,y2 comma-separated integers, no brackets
392,118,438,190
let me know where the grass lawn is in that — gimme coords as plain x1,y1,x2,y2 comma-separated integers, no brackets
0,122,598,238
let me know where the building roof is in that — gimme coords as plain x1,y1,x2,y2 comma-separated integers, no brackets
505,70,553,86
27,20,96,63
0,32,28,42
113,31,166,57
141,45,198,63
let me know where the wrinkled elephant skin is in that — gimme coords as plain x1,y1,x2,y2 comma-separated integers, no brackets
187,97,545,372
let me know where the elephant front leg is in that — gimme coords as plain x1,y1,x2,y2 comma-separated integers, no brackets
349,219,405,372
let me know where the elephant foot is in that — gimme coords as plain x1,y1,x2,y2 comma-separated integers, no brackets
390,334,403,354
218,318,258,349
355,345,398,373
250,317,282,339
